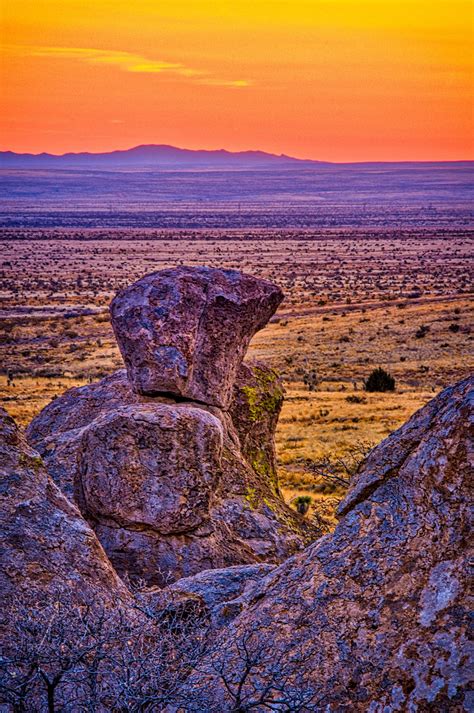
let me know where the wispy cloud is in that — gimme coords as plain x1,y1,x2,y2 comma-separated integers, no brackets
3,44,251,88
197,78,251,87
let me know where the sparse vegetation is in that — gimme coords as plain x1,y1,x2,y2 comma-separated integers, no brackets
1,231,472,526
364,367,396,393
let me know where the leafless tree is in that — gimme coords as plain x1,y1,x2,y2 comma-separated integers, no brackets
190,627,324,712
304,439,375,488
1,588,324,712
0,589,209,712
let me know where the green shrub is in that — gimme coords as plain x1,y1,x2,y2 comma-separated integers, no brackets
364,367,395,392
294,495,312,516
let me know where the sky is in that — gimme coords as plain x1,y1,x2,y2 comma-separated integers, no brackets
1,0,473,161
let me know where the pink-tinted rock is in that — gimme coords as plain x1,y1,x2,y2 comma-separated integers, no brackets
0,407,129,605
81,404,223,534
27,368,314,586
109,267,283,408
26,370,155,503
147,563,276,628
188,376,473,710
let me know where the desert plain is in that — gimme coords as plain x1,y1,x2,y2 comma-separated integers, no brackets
1,227,472,527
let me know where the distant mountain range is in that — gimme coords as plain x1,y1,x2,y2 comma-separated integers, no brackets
0,144,326,170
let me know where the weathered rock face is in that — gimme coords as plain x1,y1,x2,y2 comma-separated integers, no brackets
28,265,313,587
81,404,223,535
27,368,311,586
147,563,276,629
110,266,283,408
188,376,473,711
0,407,129,605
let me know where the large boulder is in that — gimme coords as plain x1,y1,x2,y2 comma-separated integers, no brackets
27,369,313,587
0,407,129,605
109,266,283,408
80,404,223,535
186,376,473,711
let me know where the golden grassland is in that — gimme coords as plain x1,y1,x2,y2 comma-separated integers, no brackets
1,233,472,524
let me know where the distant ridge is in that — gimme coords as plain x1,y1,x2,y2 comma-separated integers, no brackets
0,144,327,169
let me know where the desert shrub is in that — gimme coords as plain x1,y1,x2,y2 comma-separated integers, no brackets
364,367,395,392
1,590,320,711
449,323,460,333
0,588,209,712
303,369,319,391
294,495,312,516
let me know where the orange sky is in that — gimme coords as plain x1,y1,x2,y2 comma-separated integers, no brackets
1,0,473,161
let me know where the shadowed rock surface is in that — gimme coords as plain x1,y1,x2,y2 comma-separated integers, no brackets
0,406,129,605
27,368,311,586
110,266,283,408
185,376,473,711
147,563,276,629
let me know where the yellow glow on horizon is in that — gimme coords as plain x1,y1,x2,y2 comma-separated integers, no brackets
1,0,473,160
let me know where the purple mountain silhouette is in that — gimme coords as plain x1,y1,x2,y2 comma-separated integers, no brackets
0,144,325,169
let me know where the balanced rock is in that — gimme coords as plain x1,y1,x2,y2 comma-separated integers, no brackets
27,267,315,586
188,376,473,711
110,266,283,408
0,407,129,605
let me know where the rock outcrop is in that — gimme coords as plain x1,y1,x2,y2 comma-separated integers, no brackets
110,266,283,408
147,563,276,629
186,376,473,711
0,406,129,606
27,268,313,586
4,254,473,711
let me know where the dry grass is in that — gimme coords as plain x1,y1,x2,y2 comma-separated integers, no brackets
1,232,472,526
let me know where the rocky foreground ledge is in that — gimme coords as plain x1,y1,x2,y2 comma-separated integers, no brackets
183,374,472,710
1,266,472,711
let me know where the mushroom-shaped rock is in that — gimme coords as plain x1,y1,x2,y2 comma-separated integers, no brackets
110,267,283,408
